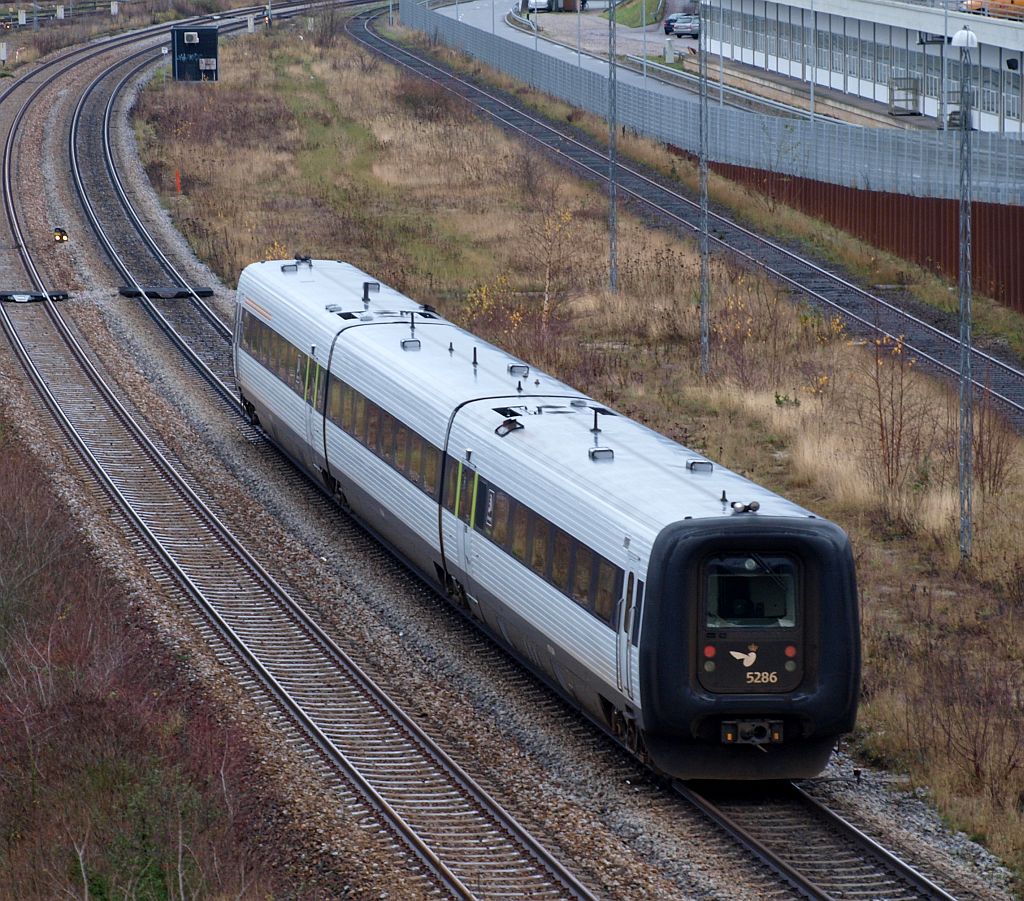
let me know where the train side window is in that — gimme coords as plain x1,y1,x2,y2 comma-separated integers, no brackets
572,546,594,608
277,336,289,384
275,334,287,383
352,392,367,442
531,518,550,580
292,348,304,396
244,313,256,355
491,491,510,547
458,467,475,525
478,483,493,535
443,456,460,513
265,330,277,375
551,528,571,593
327,377,342,425
379,413,395,464
394,424,409,473
261,322,272,367
407,433,423,486
241,311,252,350
510,503,529,562
632,580,644,646
340,381,353,428
366,402,380,453
256,319,268,366
594,559,620,624
423,445,440,498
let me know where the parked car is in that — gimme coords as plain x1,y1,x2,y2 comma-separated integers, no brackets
663,12,684,33
527,0,551,10
672,14,700,38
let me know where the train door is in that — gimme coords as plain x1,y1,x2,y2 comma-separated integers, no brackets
303,347,322,467
616,572,639,701
454,461,478,586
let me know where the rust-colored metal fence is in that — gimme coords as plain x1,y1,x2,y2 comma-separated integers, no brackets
713,163,1024,314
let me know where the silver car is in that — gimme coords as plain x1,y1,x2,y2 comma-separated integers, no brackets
672,14,700,38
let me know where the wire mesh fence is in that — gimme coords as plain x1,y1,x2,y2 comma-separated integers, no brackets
400,0,1024,206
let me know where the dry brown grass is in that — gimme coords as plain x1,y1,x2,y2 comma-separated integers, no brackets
389,25,1024,361
133,20,1024,878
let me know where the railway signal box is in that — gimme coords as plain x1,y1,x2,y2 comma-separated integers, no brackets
171,26,219,82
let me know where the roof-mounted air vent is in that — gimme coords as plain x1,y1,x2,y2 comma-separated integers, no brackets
687,459,713,473
281,256,313,273
401,338,421,351
589,447,614,462
495,418,523,437
508,363,529,378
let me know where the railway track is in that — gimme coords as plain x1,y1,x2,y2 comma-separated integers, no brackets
676,782,975,900
0,8,1007,899
1,16,598,900
347,9,1024,431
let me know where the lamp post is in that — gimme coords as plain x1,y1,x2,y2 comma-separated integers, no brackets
718,0,724,106
952,24,977,561
809,0,815,122
940,0,949,128
608,0,619,292
576,0,581,66
642,0,647,83
698,0,710,376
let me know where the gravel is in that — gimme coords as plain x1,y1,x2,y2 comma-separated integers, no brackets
0,39,1017,901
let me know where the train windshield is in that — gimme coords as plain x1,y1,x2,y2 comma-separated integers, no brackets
705,554,797,628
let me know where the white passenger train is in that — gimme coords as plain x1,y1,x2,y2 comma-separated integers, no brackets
233,258,860,779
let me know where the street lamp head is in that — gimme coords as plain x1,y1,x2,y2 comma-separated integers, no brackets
951,26,978,49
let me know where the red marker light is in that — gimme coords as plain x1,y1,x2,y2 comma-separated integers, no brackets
703,645,716,658
785,645,797,658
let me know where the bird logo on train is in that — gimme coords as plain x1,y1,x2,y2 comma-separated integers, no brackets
730,644,759,667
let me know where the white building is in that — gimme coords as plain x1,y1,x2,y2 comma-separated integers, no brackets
705,0,1024,132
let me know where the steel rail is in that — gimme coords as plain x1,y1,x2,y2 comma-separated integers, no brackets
786,782,958,901
69,43,246,408
0,298,470,900
3,23,598,900
674,782,825,900
677,781,961,900
347,11,1024,422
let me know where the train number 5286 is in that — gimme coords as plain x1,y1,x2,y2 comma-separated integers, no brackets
746,671,779,684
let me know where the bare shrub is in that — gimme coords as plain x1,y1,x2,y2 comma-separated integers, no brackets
505,148,549,200
312,5,344,53
355,49,380,74
523,193,582,336
394,74,472,123
974,385,1017,497
850,336,944,525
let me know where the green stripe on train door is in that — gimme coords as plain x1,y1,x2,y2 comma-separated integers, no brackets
452,461,463,514
469,472,479,529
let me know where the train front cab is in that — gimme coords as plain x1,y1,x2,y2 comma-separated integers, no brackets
639,516,859,780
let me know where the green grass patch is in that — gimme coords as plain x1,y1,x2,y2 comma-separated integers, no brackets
604,0,663,27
